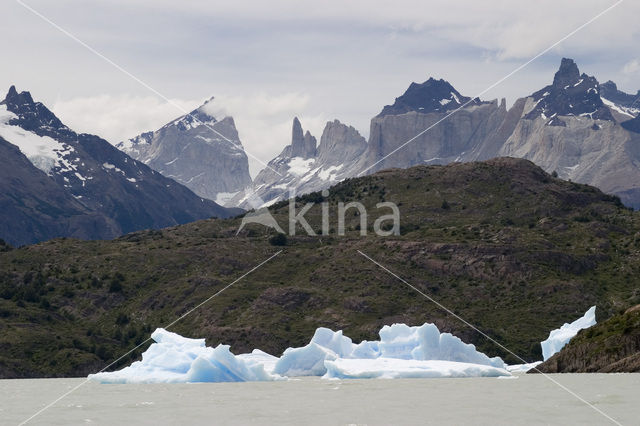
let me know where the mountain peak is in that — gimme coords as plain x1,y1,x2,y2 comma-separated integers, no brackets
378,77,476,117
601,80,640,112
553,58,581,87
287,117,316,159
2,86,34,106
525,58,613,123
292,116,303,140
1,86,66,133
6,85,18,100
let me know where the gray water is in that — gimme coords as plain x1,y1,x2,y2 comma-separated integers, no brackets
1,374,639,425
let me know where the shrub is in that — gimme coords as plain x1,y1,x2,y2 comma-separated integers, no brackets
109,280,123,293
115,313,129,325
269,233,288,246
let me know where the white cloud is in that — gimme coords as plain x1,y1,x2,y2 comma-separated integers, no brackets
52,95,200,144
622,59,640,75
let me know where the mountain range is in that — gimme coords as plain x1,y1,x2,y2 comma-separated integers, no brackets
2,57,639,245
0,87,238,246
163,58,639,210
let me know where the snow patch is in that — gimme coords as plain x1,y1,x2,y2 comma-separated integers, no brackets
287,157,315,177
317,164,343,181
0,105,76,175
602,97,639,118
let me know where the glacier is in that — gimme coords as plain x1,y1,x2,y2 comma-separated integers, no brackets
89,322,509,384
540,306,597,361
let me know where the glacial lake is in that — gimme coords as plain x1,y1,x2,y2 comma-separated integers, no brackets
1,374,639,425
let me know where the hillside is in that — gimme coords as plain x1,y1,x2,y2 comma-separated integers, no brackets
1,158,639,378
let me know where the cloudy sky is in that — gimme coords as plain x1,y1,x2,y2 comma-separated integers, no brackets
2,0,639,176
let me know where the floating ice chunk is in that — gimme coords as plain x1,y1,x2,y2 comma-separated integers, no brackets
351,340,380,359
272,328,345,376
185,345,275,383
324,358,510,380
273,342,339,377
505,361,542,373
151,328,205,347
273,328,359,376
237,349,280,374
378,323,505,368
310,328,355,357
541,306,596,361
88,328,280,384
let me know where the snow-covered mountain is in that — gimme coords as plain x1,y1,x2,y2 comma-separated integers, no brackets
498,58,640,208
229,117,366,208
118,98,252,204
234,58,640,210
0,86,238,246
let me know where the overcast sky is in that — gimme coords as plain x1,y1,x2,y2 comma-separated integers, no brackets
2,0,639,176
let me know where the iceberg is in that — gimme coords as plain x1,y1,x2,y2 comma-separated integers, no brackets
237,349,280,374
90,323,510,384
324,358,511,379
377,323,505,368
274,323,504,377
270,323,505,377
88,328,281,384
540,306,596,361
273,328,377,377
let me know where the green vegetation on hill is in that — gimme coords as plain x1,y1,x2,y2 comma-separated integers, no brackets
1,158,639,378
